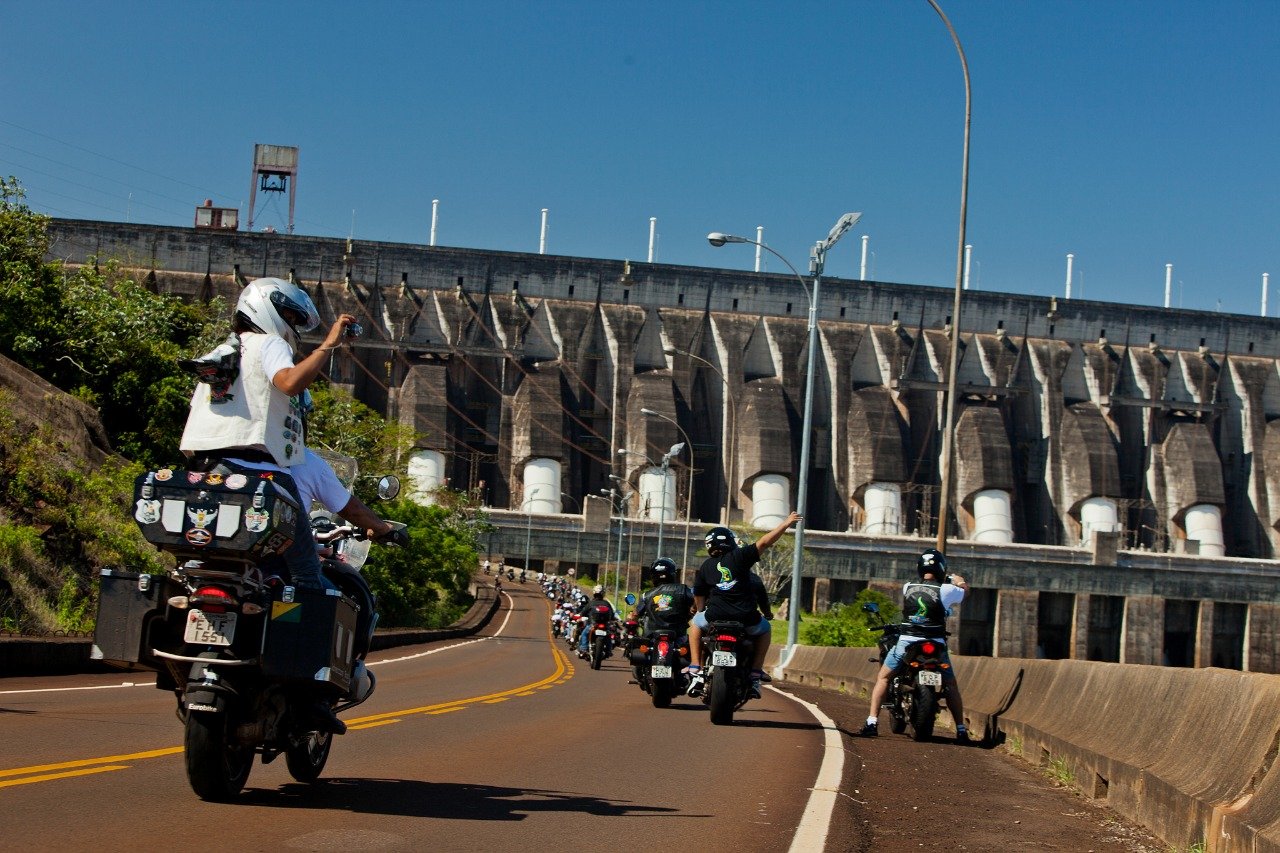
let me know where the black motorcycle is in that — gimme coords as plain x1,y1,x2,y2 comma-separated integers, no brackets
701,620,756,725
621,597,688,708
93,463,402,800
863,601,950,741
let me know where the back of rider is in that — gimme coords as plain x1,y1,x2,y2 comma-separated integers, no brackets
694,543,763,626
641,583,694,633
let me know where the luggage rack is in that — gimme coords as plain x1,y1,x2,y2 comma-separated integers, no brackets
178,562,268,591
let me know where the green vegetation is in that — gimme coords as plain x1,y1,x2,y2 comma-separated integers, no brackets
0,176,475,632
801,588,901,647
1044,755,1075,787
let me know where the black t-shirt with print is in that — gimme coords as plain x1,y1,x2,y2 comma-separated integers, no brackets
637,583,694,633
694,543,763,626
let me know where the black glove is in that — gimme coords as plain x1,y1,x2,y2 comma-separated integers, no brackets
376,527,410,547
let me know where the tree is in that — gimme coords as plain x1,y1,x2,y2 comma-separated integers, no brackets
304,382,420,501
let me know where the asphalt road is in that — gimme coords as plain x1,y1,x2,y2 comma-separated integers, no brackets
0,583,826,852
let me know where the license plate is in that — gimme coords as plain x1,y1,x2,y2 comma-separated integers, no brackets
711,650,736,667
185,610,237,646
918,670,942,687
594,628,608,636
650,665,673,679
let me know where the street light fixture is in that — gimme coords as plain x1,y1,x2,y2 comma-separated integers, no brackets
641,407,696,581
618,443,685,560
664,347,739,525
708,212,863,655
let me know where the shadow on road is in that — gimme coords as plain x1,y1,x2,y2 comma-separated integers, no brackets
243,778,703,821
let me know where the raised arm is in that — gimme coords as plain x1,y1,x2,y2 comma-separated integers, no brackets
756,511,801,553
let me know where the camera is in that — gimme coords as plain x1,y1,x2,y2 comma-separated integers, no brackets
343,322,364,339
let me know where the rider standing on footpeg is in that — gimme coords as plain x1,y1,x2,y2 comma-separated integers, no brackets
686,512,799,700
860,548,970,741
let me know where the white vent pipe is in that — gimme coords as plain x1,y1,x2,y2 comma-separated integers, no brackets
430,199,439,246
1263,272,1270,317
539,209,548,255
755,226,764,272
648,217,657,263
1165,263,1173,308
1065,253,1074,300
963,244,972,290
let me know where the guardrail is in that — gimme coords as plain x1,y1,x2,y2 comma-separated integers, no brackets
772,645,1280,852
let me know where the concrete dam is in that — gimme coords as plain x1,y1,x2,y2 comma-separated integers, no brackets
47,219,1280,672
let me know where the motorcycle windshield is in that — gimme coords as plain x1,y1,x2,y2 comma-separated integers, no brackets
339,537,371,570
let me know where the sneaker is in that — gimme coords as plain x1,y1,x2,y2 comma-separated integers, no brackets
685,667,706,697
858,721,879,738
748,670,765,699
955,725,971,743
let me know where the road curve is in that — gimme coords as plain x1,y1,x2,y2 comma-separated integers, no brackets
0,583,827,852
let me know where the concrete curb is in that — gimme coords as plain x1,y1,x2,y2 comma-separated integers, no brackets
769,644,1280,853
0,582,502,677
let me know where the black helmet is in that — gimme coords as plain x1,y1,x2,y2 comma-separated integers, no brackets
917,548,947,580
704,526,738,557
651,557,677,583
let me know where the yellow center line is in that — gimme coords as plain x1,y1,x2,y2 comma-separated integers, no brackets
0,595,571,789
0,766,130,788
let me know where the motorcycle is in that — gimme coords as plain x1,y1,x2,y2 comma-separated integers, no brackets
863,601,950,741
92,460,402,801
700,620,756,725
622,596,687,708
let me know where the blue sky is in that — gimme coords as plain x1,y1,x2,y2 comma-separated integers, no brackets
4,1,1278,316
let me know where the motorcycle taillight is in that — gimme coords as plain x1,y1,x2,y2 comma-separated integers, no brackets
657,639,670,656
193,586,236,614
921,642,937,655
716,634,738,643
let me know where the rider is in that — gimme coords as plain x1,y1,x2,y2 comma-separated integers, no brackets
576,584,616,660
860,548,969,741
179,277,361,591
632,557,694,636
686,513,799,699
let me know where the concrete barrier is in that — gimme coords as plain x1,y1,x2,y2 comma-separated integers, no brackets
774,645,1280,853
0,582,503,677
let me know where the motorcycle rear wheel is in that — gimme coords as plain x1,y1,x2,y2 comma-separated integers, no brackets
184,711,253,801
591,635,605,670
910,682,938,741
708,670,735,725
285,729,333,783
650,678,674,709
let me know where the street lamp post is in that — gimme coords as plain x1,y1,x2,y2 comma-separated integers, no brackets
709,212,862,654
522,487,543,572
926,0,972,556
641,408,696,582
619,443,685,562
664,347,739,525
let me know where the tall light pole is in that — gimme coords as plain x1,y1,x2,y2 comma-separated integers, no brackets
522,487,543,572
709,212,863,653
664,346,739,525
641,408,696,581
605,481,633,606
927,0,972,555
619,443,685,561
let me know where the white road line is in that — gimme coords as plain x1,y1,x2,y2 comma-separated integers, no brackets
0,591,517,692
769,684,845,853
0,682,152,696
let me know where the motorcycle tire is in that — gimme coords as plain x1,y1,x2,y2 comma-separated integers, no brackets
591,635,605,670
650,677,674,709
910,682,939,741
708,670,735,726
285,729,333,784
889,705,908,735
184,711,253,801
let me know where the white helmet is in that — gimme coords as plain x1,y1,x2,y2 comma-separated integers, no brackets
236,277,321,351
592,584,605,596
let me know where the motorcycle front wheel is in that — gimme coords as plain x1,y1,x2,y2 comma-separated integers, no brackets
708,670,735,725
184,711,253,801
285,729,333,783
910,682,939,741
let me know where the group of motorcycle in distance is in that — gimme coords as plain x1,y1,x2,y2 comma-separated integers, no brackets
538,574,767,725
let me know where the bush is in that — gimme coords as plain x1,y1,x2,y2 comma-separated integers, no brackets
802,588,901,647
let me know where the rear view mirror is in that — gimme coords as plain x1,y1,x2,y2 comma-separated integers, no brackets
377,475,401,500
624,593,636,606
862,601,880,614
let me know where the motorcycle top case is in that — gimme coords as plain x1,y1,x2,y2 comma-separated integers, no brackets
131,468,299,560
260,587,358,693
92,568,183,669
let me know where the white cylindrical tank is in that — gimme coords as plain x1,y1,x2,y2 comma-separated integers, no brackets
1079,496,1120,545
406,449,445,505
862,483,902,535
971,489,1013,544
751,474,790,530
522,458,562,514
638,466,676,521
1185,504,1225,557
